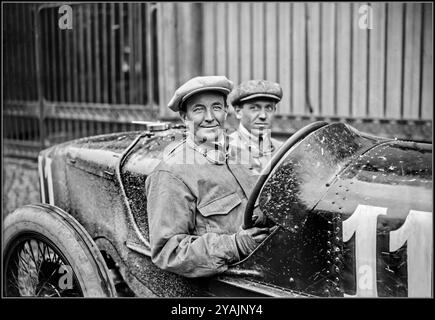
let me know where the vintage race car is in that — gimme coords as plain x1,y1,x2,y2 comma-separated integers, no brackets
3,121,432,297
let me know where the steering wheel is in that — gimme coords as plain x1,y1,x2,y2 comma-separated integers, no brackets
243,121,329,229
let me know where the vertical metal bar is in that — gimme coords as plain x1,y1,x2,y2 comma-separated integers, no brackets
83,119,88,137
146,4,154,109
30,4,38,101
35,6,46,147
128,3,135,104
23,116,29,142
111,3,117,104
19,4,28,101
11,4,19,100
3,6,8,100
79,6,86,102
74,118,80,138
72,6,79,102
400,4,406,119
418,4,425,119
60,117,66,142
134,4,141,105
57,4,65,102
83,3,95,102
119,3,126,104
66,110,73,139
96,118,102,135
4,6,8,101
86,4,93,102
137,4,144,104
8,4,14,100
31,115,36,142
50,7,58,102
290,3,294,114
349,3,354,117
44,7,52,101
54,115,60,141
94,3,101,103
12,116,18,140
65,8,72,102
14,4,21,101
101,3,108,103
89,118,94,136
47,118,53,145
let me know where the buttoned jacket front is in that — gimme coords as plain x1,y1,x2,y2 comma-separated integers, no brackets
229,124,283,175
145,136,257,278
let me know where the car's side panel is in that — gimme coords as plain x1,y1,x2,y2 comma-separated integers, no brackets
315,141,432,297
233,125,432,297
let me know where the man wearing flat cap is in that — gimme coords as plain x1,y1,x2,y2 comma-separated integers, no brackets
145,76,270,278
229,80,283,175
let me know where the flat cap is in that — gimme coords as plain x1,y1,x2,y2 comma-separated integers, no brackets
229,80,283,106
168,76,234,112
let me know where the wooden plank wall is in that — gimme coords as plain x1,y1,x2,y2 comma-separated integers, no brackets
157,3,202,118
197,2,432,120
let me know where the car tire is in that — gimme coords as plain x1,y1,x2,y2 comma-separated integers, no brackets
3,204,117,297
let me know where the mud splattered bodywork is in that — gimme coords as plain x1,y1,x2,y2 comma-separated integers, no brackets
233,123,432,297
36,123,432,297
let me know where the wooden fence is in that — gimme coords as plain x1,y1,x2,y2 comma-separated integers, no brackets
196,2,433,120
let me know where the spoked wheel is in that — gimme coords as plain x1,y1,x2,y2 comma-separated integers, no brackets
4,233,83,297
3,204,117,297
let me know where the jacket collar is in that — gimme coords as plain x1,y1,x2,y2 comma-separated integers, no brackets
185,132,228,165
237,123,274,156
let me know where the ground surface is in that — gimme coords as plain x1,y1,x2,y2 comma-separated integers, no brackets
3,157,40,218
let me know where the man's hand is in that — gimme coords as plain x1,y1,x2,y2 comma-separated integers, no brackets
252,206,267,227
235,227,269,258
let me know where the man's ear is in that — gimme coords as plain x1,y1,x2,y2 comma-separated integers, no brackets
234,105,243,120
179,111,187,123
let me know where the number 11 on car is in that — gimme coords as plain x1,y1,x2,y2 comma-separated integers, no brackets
343,204,432,297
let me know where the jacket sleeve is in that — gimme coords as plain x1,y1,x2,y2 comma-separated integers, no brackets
145,170,241,278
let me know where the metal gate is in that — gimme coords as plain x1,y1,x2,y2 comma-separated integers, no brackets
3,3,159,158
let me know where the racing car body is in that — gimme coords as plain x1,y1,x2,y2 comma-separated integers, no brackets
3,122,432,297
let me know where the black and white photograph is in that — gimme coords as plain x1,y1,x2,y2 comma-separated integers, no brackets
1,1,433,305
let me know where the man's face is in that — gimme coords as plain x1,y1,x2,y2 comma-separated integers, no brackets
181,91,227,144
235,98,277,136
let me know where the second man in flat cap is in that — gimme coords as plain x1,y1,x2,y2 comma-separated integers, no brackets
228,79,283,175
